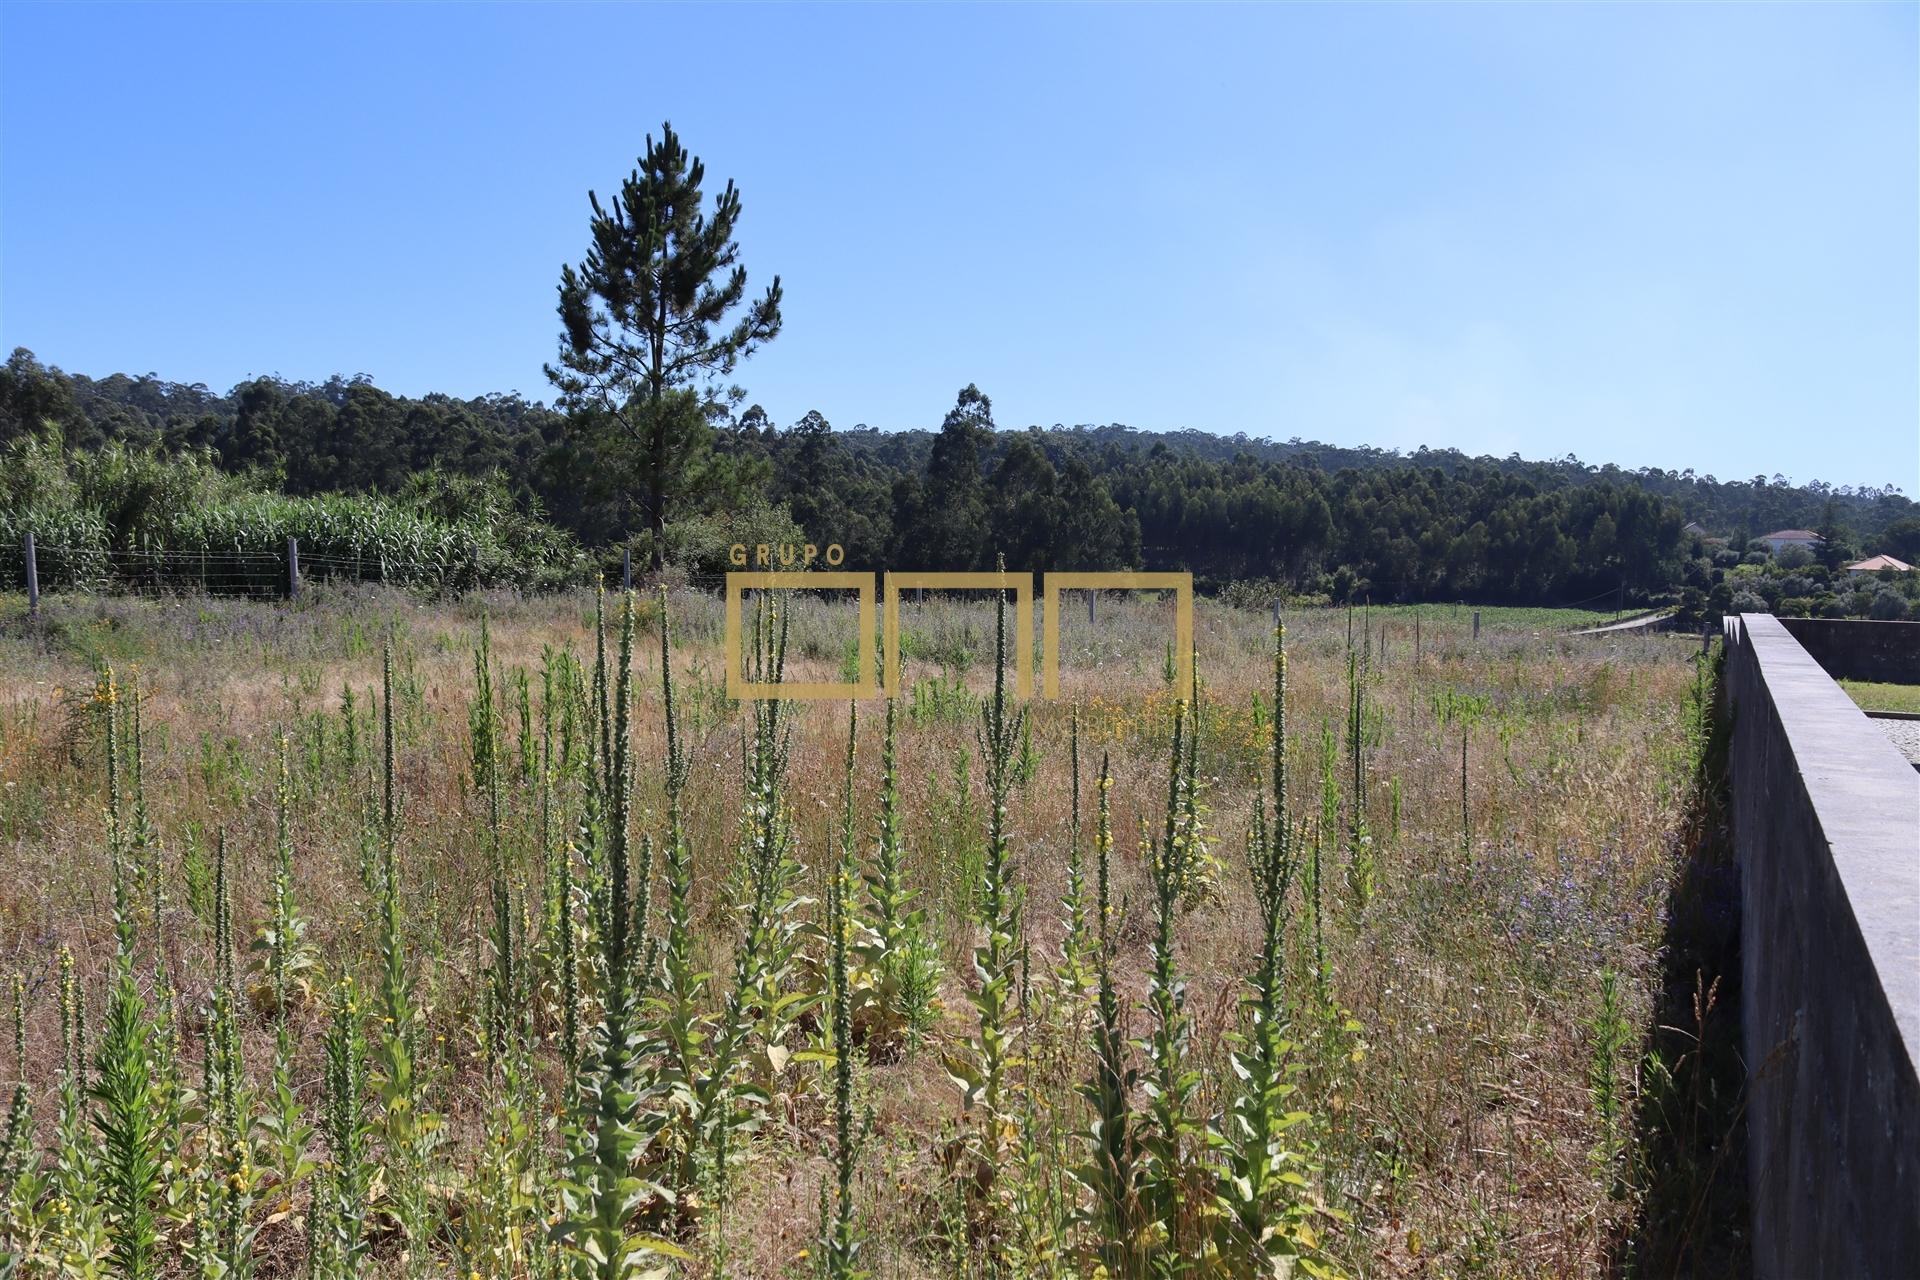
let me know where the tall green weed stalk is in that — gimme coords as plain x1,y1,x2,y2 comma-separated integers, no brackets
1071,755,1145,1277
556,592,681,1280
946,570,1027,1153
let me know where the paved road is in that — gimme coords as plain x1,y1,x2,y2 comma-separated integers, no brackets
1571,610,1676,636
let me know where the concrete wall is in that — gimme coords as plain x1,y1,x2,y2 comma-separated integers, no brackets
1723,614,1920,1278
1778,616,1920,684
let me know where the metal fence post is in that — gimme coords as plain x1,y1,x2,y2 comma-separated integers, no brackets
1472,610,1481,641
622,546,632,592
24,531,39,617
288,537,300,600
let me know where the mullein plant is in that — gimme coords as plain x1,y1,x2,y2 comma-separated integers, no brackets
945,568,1028,1176
0,972,60,1275
1136,699,1214,1268
91,670,167,1280
1,975,32,1212
469,628,561,1279
310,976,371,1279
255,739,317,1245
641,587,768,1243
372,643,441,1276
812,706,870,1280
640,585,730,1228
48,948,109,1275
1169,647,1221,910
536,646,590,1095
703,593,807,1229
472,617,522,1067
734,590,809,1054
1054,709,1095,1007
1342,643,1374,913
556,591,682,1280
1588,967,1631,1195
124,670,164,932
123,679,194,1248
1212,621,1332,1275
196,833,261,1280
855,697,939,1056
1312,726,1338,1004
1072,754,1147,1278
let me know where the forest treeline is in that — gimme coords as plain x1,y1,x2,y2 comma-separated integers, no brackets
4,346,1915,606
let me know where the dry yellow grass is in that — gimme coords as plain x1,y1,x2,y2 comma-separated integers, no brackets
0,586,1702,1278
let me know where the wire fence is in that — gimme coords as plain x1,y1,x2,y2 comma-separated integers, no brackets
0,532,1663,627
0,538,531,603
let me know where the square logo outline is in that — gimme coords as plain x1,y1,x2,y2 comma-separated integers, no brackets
724,571,876,701
882,571,1034,699
1042,571,1193,700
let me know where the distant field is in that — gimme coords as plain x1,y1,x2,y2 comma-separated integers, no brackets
1840,679,1920,715
1358,602,1651,631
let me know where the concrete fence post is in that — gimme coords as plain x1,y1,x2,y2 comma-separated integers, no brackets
24,531,39,617
288,537,300,600
1472,610,1481,640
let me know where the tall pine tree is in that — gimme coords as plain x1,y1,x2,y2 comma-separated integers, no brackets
546,122,783,568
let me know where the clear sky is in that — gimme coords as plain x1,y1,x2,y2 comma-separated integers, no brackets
3,2,1914,489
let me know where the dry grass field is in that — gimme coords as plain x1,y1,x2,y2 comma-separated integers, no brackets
0,586,1720,1279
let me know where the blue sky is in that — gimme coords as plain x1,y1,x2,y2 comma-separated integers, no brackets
3,2,1914,489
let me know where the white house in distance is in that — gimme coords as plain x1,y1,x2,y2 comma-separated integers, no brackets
1844,554,1913,576
1758,528,1822,555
